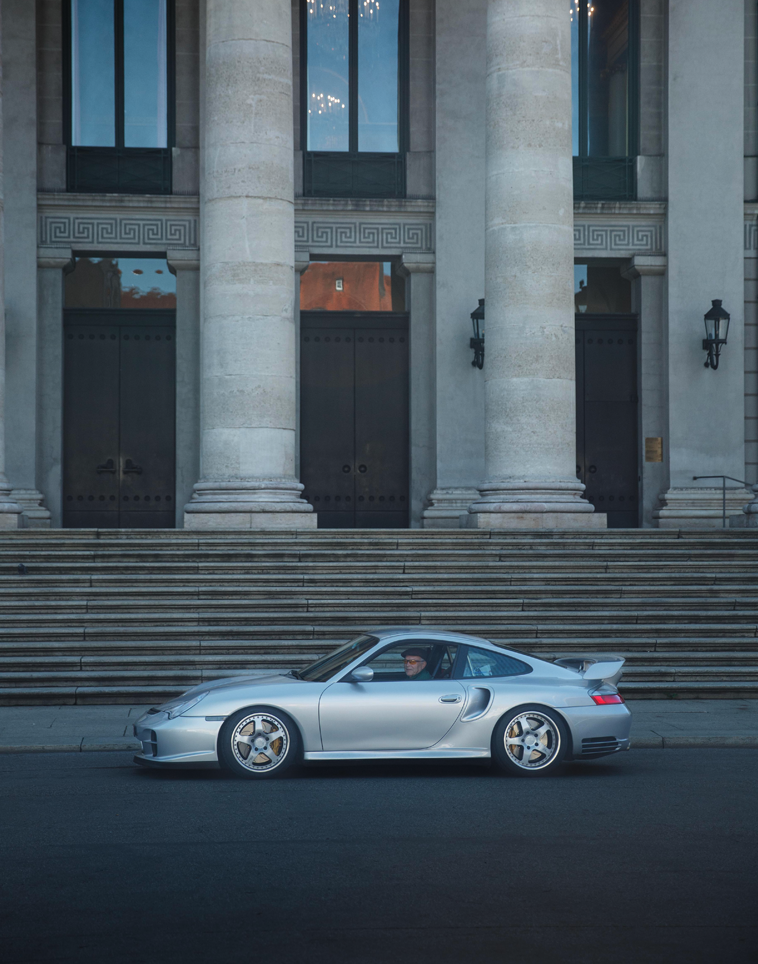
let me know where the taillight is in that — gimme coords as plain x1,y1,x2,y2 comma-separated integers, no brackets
591,694,625,705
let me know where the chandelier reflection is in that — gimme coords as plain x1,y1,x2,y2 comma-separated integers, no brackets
308,0,349,17
309,92,346,116
570,0,594,21
361,0,381,18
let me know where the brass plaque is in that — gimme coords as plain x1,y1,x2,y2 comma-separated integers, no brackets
645,437,663,462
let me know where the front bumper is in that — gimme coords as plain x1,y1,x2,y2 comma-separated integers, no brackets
133,710,223,767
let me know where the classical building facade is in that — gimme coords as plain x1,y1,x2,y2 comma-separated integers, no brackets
0,0,755,530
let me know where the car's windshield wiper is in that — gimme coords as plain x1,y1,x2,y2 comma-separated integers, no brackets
285,669,302,680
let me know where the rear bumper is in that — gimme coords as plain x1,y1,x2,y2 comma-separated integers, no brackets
133,710,222,767
562,704,633,760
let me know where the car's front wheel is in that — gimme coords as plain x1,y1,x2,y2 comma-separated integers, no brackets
492,704,568,776
218,707,301,779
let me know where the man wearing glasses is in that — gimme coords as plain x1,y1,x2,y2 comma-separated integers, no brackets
401,648,432,681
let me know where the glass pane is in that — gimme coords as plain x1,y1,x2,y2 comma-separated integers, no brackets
358,0,400,152
587,0,629,156
298,634,379,682
306,0,350,151
300,261,405,311
124,0,168,148
65,257,176,309
571,0,580,155
574,265,631,313
365,642,457,681
71,0,115,146
461,648,531,679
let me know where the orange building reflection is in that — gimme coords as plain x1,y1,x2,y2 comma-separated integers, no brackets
300,262,401,311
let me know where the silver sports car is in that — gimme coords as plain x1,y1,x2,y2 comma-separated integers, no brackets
133,629,631,778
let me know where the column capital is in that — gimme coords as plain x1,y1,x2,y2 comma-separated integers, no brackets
167,249,200,273
621,255,667,280
398,253,435,276
37,247,73,270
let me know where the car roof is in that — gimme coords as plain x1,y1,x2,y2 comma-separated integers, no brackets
369,627,495,647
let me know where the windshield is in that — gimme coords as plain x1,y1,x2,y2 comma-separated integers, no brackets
298,634,379,683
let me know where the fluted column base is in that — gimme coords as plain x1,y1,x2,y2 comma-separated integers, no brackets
654,486,753,528
739,484,758,527
0,478,22,530
423,488,480,529
11,489,51,528
467,481,605,530
184,479,317,530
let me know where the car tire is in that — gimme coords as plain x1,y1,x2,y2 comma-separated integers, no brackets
218,706,301,779
491,704,569,777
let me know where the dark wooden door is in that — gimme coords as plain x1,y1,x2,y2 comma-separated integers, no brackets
63,310,176,528
576,316,639,528
300,313,409,528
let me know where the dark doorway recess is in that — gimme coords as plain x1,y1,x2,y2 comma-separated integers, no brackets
63,309,176,528
300,312,409,528
576,315,639,528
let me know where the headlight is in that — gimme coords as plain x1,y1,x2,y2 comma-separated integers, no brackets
160,692,208,719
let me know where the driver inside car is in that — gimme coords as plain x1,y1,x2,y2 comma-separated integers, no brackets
402,648,432,680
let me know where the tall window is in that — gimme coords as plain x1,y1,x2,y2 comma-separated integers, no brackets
571,0,638,200
66,0,174,194
302,0,408,197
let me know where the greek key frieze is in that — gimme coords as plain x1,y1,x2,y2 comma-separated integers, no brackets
38,213,198,250
573,221,664,255
295,218,433,253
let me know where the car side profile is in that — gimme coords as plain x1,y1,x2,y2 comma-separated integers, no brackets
133,629,632,778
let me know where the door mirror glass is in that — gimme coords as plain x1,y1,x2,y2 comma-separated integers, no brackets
350,666,374,683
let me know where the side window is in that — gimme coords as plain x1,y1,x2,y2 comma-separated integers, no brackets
461,647,531,680
364,641,458,681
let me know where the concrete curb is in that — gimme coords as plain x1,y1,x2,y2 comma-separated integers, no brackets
0,739,141,753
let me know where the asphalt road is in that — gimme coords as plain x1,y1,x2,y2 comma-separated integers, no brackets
1,750,757,964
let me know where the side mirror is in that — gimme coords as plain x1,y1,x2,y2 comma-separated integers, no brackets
350,666,374,683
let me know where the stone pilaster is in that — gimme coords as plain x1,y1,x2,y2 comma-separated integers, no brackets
184,0,315,529
467,0,602,529
0,6,21,529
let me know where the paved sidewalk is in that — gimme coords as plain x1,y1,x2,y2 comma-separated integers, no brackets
0,700,757,753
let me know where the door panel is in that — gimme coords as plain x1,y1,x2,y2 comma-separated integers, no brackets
575,318,638,529
63,313,175,528
319,680,466,751
63,326,120,525
119,326,175,527
300,316,409,528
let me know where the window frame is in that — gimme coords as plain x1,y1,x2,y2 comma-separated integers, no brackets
300,0,410,198
63,0,176,195
573,0,639,201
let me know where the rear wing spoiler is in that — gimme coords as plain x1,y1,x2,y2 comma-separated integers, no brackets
553,656,625,687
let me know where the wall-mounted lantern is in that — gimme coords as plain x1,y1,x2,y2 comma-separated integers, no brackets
470,298,484,369
703,299,730,370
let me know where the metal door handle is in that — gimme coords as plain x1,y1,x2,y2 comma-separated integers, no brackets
589,465,597,473
358,464,367,473
439,695,462,703
123,459,143,475
96,458,116,474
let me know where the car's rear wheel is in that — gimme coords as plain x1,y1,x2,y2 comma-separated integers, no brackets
218,707,301,779
492,704,568,776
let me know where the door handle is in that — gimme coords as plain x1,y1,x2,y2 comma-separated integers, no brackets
358,464,367,473
439,695,462,704
123,459,143,475
96,458,116,474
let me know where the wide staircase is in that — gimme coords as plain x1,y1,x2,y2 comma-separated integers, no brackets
0,528,757,705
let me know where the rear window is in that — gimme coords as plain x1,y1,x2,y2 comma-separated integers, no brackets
461,647,532,679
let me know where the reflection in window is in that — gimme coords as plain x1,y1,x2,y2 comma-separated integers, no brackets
65,257,177,309
71,0,115,146
358,0,400,152
124,0,168,148
461,648,531,679
69,0,169,149
300,261,406,311
571,0,632,158
574,265,631,314
306,0,350,151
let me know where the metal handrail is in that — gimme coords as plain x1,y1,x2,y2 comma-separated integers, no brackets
692,475,755,528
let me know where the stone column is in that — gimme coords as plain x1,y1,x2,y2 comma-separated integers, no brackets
184,0,315,529
655,0,748,527
4,0,50,527
468,0,601,529
0,6,22,530
167,251,201,528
